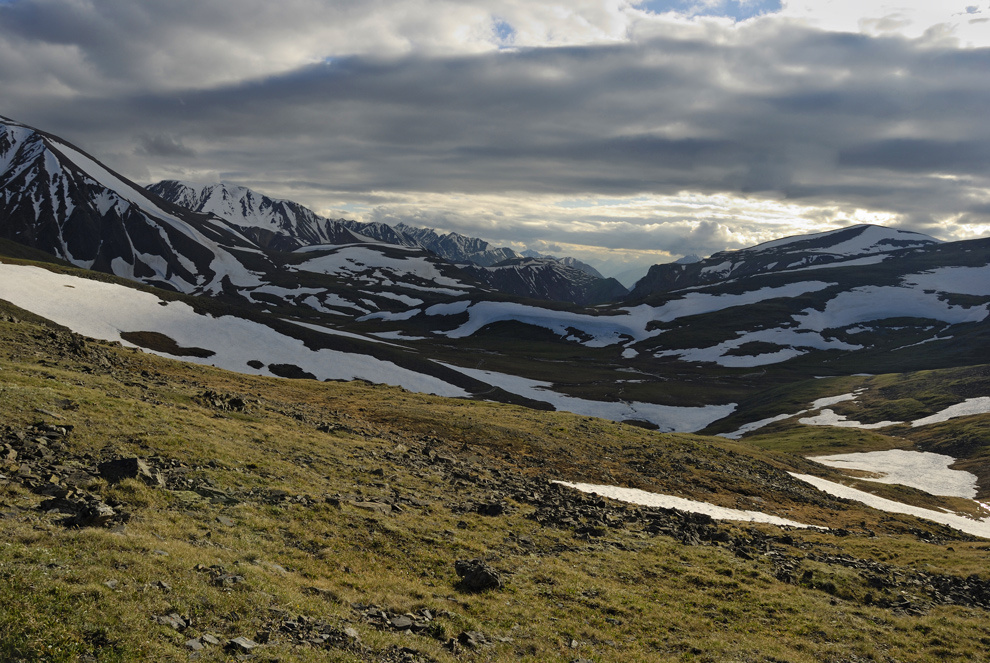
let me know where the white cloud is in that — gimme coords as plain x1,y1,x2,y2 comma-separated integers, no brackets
778,0,990,46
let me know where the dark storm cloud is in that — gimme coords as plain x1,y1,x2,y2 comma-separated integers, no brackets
5,16,990,249
136,134,197,158
839,140,990,174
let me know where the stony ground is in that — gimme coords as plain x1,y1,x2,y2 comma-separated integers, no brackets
2,301,990,662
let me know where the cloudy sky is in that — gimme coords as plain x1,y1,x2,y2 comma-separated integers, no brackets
2,0,988,283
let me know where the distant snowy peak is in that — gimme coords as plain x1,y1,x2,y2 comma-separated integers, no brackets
743,224,939,258
149,180,371,251
346,221,522,267
463,257,628,306
339,221,419,248
0,117,264,295
521,250,605,279
630,224,941,298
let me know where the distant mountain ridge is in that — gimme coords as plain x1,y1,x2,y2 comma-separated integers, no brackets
630,224,940,298
151,178,627,304
461,256,629,306
344,219,519,267
520,250,606,279
0,117,484,316
146,180,369,251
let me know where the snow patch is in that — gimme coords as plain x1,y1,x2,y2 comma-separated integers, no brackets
555,482,818,529
0,263,468,398
717,411,806,440
438,363,735,432
811,392,860,409
912,397,990,427
796,286,988,331
296,247,468,289
441,282,834,347
810,450,978,499
656,327,860,367
790,473,990,539
902,265,990,296
798,409,900,429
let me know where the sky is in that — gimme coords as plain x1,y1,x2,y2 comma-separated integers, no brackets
1,0,988,283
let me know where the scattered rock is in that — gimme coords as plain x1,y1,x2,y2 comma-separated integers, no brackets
225,636,258,654
98,457,163,487
390,615,415,630
67,499,116,527
457,630,487,649
154,613,187,631
454,559,503,592
199,390,248,412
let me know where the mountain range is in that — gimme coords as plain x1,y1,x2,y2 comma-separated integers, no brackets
2,114,988,434
147,178,626,304
0,115,624,310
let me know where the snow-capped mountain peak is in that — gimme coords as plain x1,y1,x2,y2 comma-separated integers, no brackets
0,117,265,295
149,180,371,251
745,224,939,257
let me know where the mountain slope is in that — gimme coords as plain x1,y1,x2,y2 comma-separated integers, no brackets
0,116,265,295
343,220,520,267
521,250,606,278
148,180,371,251
461,257,629,306
0,120,486,318
152,179,626,305
630,224,940,298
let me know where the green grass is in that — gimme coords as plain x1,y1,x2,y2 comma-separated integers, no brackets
1,300,990,661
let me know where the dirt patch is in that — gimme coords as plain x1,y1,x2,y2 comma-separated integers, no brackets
120,331,215,358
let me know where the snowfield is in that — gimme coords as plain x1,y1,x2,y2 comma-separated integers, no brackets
0,263,468,397
911,397,990,427
438,363,735,432
555,481,819,529
902,265,990,296
656,327,860,367
796,286,988,332
295,246,469,290
634,262,988,368
434,282,834,347
721,389,990,438
798,409,901,429
791,473,990,539
717,412,805,440
809,450,978,498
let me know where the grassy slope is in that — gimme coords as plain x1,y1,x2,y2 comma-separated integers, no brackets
728,366,990,502
1,302,989,662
